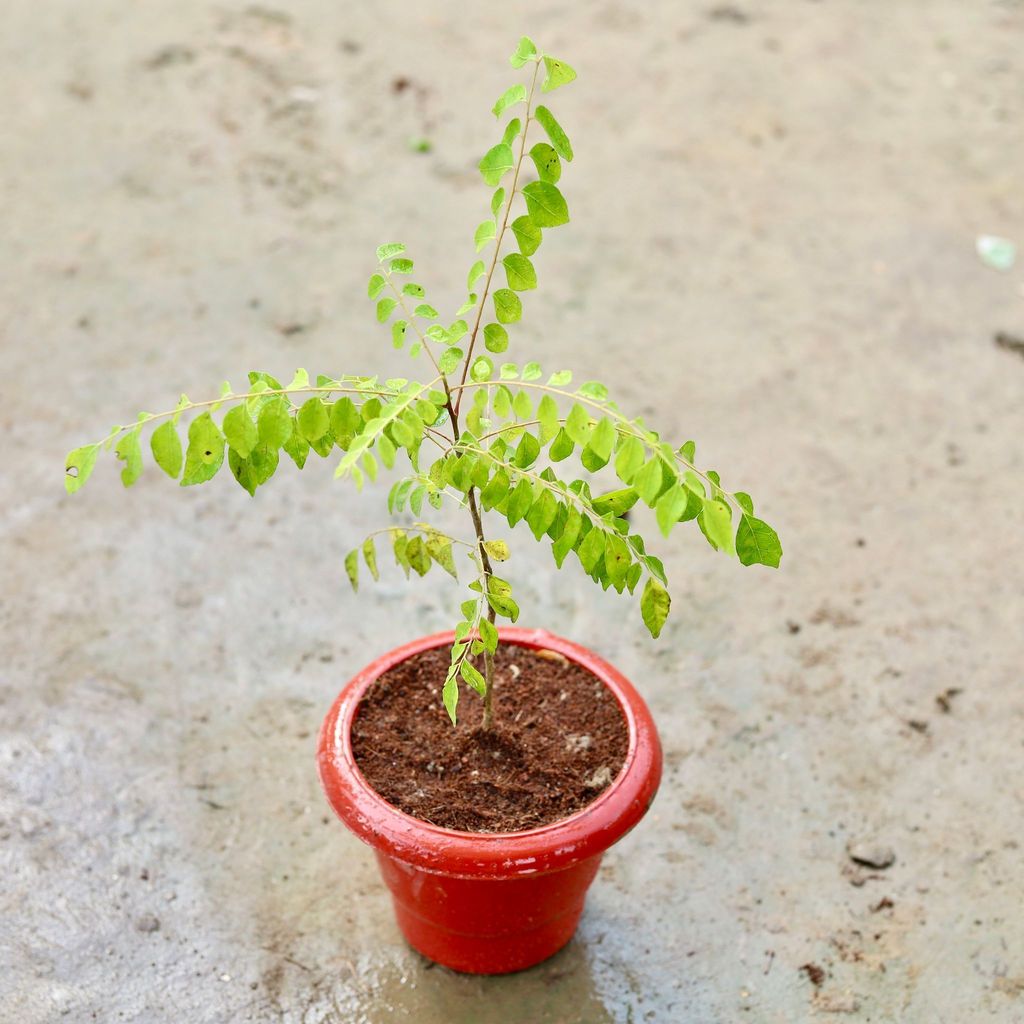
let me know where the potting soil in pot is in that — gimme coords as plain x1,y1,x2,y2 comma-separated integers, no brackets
351,645,629,833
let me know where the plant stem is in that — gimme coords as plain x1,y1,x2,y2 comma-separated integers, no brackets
442,371,498,729
465,485,498,729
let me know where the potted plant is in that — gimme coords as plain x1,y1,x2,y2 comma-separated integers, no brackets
65,37,781,975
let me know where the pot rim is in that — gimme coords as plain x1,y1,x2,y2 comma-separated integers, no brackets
316,627,662,878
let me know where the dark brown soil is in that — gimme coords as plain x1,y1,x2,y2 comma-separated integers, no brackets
350,644,629,833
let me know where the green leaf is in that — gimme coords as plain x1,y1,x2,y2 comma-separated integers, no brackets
615,436,645,483
483,323,509,353
491,187,506,217
526,489,558,539
578,527,605,573
547,369,572,386
492,83,527,117
402,283,425,298
494,289,522,324
150,422,183,479
513,432,540,469
736,514,783,568
248,370,284,393
592,487,638,517
114,430,142,487
406,535,431,577
470,356,494,382
541,55,577,93
510,36,538,68
413,303,438,320
392,320,408,348
390,257,414,274
367,273,386,299
297,398,330,443
467,260,486,290
474,220,496,251
503,253,537,291
640,578,670,639
392,530,410,576
479,142,515,186
633,459,663,506
604,534,631,586
552,506,582,567
549,427,574,461
522,181,569,228
442,673,459,726
511,215,542,256
330,397,361,448
460,661,487,696
578,381,609,402
439,347,463,374
506,478,533,527
426,533,458,578
487,592,520,621
481,468,510,509
390,418,414,449
376,298,397,323
502,117,522,146
513,390,533,419
345,549,359,591
479,617,499,653
655,485,688,537
701,497,735,554
529,142,561,184
565,403,592,445
181,412,225,487
257,399,293,449
483,540,510,561
410,485,426,514
376,242,405,262
584,418,616,467
363,537,379,581
534,106,573,161
537,394,560,442
223,405,258,458
522,362,542,381
228,443,279,496
283,430,309,469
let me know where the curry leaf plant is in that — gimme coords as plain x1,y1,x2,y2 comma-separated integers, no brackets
65,38,782,729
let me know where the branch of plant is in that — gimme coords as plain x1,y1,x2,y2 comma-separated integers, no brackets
385,276,447,381
360,523,476,550
449,379,740,514
456,440,657,575
454,61,541,417
78,380,435,453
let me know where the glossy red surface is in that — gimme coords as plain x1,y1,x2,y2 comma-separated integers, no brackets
316,628,663,974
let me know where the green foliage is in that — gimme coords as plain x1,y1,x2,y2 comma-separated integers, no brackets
66,39,781,728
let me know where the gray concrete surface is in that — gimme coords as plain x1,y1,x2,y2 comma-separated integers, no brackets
2,1,1023,1021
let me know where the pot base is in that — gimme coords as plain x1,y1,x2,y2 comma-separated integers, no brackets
377,849,603,975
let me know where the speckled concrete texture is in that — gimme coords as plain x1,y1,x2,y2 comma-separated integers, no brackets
2,2,1023,1021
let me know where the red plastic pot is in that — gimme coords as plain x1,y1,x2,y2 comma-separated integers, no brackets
316,627,662,975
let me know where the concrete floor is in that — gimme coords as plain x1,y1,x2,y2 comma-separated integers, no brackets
2,1,1023,1021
